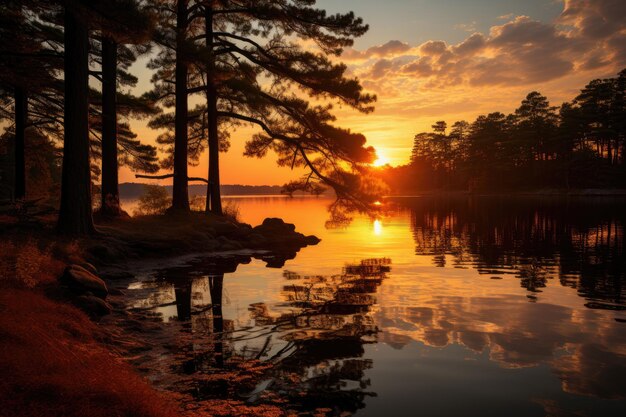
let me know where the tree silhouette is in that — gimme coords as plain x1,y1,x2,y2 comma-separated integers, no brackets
146,0,377,214
92,3,155,217
0,1,62,200
385,69,626,193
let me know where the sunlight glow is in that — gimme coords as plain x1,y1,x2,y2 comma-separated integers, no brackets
372,151,390,167
373,219,383,235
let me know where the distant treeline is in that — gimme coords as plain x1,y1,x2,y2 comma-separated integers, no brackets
118,183,283,200
380,69,626,193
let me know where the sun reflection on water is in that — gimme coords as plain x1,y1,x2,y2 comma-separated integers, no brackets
373,219,383,235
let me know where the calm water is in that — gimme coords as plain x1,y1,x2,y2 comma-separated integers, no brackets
122,196,626,417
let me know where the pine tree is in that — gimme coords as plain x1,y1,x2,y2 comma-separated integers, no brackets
0,1,62,200
193,0,378,212
90,4,155,217
56,0,158,234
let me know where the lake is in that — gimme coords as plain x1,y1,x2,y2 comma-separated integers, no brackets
117,196,626,417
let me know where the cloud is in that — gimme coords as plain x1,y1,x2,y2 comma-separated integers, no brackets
342,40,411,61
348,1,625,89
368,59,394,79
455,21,478,33
326,1,626,167
375,293,626,398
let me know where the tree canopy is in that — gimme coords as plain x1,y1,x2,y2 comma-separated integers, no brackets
383,69,626,193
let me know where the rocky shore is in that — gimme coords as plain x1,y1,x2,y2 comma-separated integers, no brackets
85,214,320,264
53,215,319,318
1,213,321,417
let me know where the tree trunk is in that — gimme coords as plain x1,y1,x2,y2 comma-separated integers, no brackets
209,274,224,367
58,4,95,235
172,0,190,211
14,88,26,200
100,36,121,216
174,281,193,321
205,5,222,215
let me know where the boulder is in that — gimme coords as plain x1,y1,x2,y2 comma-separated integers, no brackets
100,270,135,281
212,220,239,235
74,294,112,317
79,262,98,274
260,217,296,232
305,235,321,245
247,233,268,247
60,265,108,299
252,218,297,238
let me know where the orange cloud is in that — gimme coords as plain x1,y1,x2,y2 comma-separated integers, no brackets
348,2,625,88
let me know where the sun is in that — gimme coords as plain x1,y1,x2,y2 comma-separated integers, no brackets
372,151,390,167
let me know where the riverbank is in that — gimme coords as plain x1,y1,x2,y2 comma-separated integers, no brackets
0,211,320,417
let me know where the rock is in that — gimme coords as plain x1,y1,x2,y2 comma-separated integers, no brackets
74,295,112,317
252,218,297,239
305,235,321,245
247,233,268,246
79,262,98,274
219,238,244,251
108,288,126,296
231,223,253,238
60,265,108,299
88,244,113,261
212,220,239,235
100,270,135,281
261,217,296,232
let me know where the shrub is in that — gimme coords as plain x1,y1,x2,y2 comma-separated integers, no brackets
222,200,240,222
0,237,63,289
189,194,206,211
0,290,179,417
134,185,171,216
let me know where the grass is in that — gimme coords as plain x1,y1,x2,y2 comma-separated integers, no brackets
0,288,180,417
0,234,179,417
0,224,301,417
0,211,316,417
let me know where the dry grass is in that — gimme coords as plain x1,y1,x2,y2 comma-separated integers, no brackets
222,200,241,222
0,290,179,417
0,236,66,289
0,217,307,417
0,232,180,417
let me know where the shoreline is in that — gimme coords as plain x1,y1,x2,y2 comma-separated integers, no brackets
384,189,626,198
0,212,321,417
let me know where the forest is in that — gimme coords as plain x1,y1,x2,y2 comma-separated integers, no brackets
0,0,379,236
380,69,626,193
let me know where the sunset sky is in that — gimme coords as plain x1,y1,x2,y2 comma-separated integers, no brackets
123,0,626,185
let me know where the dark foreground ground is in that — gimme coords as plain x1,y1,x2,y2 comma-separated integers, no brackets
0,211,320,417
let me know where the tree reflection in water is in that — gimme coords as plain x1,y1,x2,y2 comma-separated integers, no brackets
247,258,391,414
136,256,390,416
119,197,626,415
408,196,625,309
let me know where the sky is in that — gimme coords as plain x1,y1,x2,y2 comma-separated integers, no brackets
121,0,626,185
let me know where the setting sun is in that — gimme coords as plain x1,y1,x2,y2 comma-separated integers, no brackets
372,151,390,167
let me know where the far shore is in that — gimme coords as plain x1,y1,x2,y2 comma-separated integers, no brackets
384,189,626,198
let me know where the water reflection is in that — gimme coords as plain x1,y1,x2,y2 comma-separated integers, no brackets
129,255,391,415
120,197,626,416
248,259,390,414
407,196,625,310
